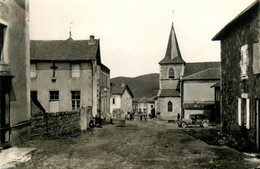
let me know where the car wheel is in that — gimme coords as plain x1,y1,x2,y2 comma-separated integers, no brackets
181,122,186,128
202,122,208,128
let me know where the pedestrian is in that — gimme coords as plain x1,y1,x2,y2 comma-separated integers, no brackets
95,115,99,127
140,112,143,121
89,118,95,129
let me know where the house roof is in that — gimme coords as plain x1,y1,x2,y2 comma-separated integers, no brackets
30,39,100,62
159,23,185,65
211,82,220,88
183,62,220,77
101,63,110,74
147,96,157,103
138,97,149,103
158,89,180,97
183,68,220,80
112,83,134,98
212,0,259,40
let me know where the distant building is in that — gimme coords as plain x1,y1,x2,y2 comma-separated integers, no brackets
110,83,134,115
30,35,110,118
137,96,156,115
0,0,31,148
156,23,220,121
137,97,148,113
213,0,260,151
146,96,156,115
182,65,220,121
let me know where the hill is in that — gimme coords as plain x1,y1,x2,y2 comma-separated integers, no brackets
111,73,159,101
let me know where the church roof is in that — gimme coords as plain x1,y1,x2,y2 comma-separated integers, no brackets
158,89,180,97
159,23,185,65
184,62,220,77
183,68,220,80
30,39,100,62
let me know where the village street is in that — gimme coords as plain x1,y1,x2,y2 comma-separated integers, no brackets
12,120,260,169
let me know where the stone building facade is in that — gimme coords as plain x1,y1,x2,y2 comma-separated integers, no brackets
156,24,185,120
30,36,110,118
0,0,31,148
213,0,260,152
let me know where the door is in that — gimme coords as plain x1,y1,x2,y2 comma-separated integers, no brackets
256,100,260,151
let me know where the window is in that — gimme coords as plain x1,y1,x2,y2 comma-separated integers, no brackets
71,64,80,78
168,101,173,112
30,63,37,78
31,91,37,100
240,44,249,79
113,98,115,104
71,91,80,110
238,97,250,129
49,91,59,112
253,43,260,74
169,68,175,79
50,91,59,100
151,105,154,108
0,24,6,60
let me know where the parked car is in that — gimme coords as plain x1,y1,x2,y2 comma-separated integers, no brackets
178,114,209,128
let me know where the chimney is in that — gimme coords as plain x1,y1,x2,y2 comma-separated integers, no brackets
88,35,95,45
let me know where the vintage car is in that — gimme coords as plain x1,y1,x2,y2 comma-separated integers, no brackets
178,114,209,128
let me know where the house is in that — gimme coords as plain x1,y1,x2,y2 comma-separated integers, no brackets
30,35,110,118
156,23,221,121
110,83,134,116
146,96,156,116
99,64,111,118
137,96,156,115
0,0,31,148
212,0,260,151
182,63,220,122
137,97,148,113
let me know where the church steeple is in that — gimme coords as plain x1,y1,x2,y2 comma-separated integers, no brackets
159,23,185,65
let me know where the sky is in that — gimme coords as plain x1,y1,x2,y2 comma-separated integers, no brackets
29,0,255,78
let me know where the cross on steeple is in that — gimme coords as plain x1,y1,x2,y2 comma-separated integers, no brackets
50,63,58,82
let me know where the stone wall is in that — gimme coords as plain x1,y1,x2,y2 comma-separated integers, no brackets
220,4,260,151
31,106,91,139
46,111,81,138
31,100,46,138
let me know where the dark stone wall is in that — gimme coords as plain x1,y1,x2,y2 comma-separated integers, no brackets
46,111,81,138
220,5,260,151
31,105,81,139
31,100,47,138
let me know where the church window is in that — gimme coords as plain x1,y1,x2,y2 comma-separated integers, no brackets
168,101,173,112
169,68,175,79
113,98,115,104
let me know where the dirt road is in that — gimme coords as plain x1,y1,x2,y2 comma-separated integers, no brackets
17,120,260,169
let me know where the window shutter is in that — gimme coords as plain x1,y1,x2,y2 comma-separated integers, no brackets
71,64,80,77
253,43,260,74
246,98,250,129
238,98,242,126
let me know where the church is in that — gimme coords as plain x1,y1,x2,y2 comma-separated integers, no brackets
156,23,220,121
